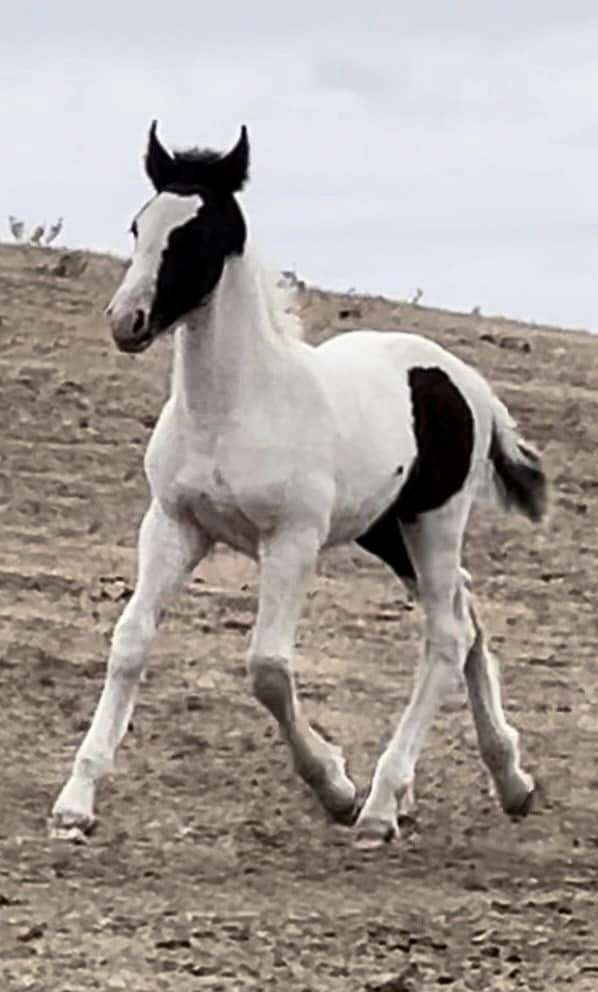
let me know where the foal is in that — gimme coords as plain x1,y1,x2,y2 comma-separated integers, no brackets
52,123,547,845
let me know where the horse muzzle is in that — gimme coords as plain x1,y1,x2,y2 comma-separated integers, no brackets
107,306,153,353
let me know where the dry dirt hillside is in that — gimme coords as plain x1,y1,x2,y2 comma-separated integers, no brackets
1,242,598,991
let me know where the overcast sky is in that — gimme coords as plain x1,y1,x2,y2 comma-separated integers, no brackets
2,2,597,330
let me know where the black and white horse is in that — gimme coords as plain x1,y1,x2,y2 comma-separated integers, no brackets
52,123,547,845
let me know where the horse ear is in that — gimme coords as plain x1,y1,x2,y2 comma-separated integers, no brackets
145,120,175,192
214,125,250,193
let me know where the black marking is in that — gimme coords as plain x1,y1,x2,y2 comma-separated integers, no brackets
356,366,474,582
145,121,249,195
356,502,416,583
149,196,246,333
489,428,547,522
138,123,250,334
397,366,475,523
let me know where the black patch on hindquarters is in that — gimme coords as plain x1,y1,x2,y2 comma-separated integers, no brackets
397,366,475,524
356,503,416,582
355,366,474,580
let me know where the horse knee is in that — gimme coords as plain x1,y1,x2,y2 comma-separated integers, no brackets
109,602,156,680
426,615,466,665
423,608,474,703
247,654,294,725
427,576,476,664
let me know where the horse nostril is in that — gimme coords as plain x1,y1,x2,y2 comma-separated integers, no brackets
132,310,146,336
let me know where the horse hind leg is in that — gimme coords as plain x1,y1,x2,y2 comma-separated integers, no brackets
354,496,474,846
464,606,536,817
355,504,420,821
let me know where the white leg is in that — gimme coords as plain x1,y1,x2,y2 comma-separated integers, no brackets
465,607,535,815
355,501,474,845
52,501,209,832
247,528,356,821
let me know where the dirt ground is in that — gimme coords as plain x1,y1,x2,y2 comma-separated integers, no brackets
1,243,598,991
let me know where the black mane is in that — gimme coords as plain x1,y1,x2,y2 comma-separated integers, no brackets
173,146,222,165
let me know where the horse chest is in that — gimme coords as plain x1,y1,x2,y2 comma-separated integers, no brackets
177,458,260,552
144,411,252,547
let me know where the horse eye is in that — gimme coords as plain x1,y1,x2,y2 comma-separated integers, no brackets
130,220,138,238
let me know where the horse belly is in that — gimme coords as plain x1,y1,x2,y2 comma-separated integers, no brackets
326,447,414,547
322,403,418,546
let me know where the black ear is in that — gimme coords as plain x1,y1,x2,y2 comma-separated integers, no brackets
212,126,250,193
145,120,175,192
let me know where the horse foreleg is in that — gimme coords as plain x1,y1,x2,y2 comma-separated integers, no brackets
52,501,209,834
247,527,356,823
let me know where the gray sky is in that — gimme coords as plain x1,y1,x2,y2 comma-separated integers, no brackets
3,1,597,329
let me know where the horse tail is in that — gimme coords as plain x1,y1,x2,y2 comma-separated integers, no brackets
488,395,547,523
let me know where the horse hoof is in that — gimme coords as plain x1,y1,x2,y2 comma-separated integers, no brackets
318,761,358,826
329,800,359,827
353,815,399,849
397,812,417,831
504,780,542,820
50,806,96,839
328,786,371,828
49,822,91,844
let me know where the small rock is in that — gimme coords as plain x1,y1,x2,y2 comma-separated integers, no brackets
17,923,45,942
52,250,88,278
499,335,532,353
366,964,419,991
338,305,362,320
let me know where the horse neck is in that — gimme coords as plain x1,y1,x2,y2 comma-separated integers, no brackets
171,250,290,422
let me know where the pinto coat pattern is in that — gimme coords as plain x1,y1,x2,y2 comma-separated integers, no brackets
52,123,547,846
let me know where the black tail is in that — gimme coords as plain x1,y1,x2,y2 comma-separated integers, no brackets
489,425,547,523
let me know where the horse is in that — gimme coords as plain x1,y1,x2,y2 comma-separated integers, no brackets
52,122,547,846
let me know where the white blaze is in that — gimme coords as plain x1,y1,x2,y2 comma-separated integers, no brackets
108,192,203,323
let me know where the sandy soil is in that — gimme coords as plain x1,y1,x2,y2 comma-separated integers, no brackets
1,243,598,990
